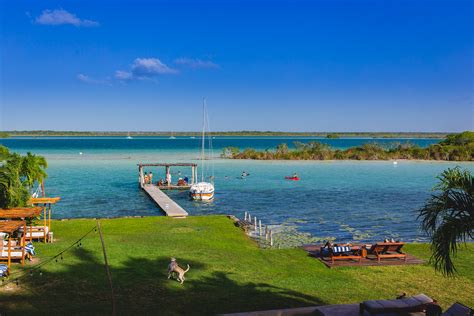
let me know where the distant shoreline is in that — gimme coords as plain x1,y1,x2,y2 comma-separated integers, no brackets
0,131,451,138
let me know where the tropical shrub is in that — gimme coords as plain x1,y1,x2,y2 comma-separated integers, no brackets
418,167,473,276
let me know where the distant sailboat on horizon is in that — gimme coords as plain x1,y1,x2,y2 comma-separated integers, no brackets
126,132,133,139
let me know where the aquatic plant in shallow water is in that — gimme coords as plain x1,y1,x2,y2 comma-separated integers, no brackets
257,224,335,249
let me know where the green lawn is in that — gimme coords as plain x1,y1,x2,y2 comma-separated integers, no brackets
1,216,473,315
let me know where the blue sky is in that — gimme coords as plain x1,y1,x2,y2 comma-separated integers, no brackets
0,0,472,132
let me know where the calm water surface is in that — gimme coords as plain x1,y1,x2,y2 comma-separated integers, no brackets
2,136,471,243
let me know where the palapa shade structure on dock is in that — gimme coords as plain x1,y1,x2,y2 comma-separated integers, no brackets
138,163,198,189
0,220,27,275
28,197,61,243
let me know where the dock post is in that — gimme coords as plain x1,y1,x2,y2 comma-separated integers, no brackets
259,220,262,236
191,166,195,185
265,226,268,240
244,211,247,221
139,165,144,187
254,216,257,231
270,230,273,247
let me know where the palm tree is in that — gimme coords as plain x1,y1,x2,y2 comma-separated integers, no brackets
20,152,48,187
0,146,48,208
0,153,29,208
418,167,474,276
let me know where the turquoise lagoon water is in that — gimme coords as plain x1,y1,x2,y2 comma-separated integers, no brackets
2,136,471,243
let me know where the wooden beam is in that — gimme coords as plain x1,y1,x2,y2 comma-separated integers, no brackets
138,163,197,167
29,197,61,204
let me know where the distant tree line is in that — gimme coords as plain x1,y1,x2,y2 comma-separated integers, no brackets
222,131,474,161
1,130,450,138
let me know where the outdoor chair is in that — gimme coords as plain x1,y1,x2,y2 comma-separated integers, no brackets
321,244,362,264
19,225,49,242
359,293,434,315
366,242,407,263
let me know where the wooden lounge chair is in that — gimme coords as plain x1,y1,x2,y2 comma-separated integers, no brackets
321,245,362,264
366,242,407,263
359,293,434,315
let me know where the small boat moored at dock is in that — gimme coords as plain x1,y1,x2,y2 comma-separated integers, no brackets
189,182,215,201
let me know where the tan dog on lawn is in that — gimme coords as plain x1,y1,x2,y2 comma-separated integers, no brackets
167,258,190,284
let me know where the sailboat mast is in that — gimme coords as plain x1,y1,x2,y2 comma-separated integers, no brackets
201,97,206,182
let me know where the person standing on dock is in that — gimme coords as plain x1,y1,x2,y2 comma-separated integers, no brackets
144,172,149,184
149,171,153,184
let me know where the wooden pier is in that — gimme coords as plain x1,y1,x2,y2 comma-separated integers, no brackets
138,163,195,218
142,184,188,218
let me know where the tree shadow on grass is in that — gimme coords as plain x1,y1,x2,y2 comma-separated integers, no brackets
0,247,326,315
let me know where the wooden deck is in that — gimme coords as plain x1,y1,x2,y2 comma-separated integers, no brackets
142,184,188,218
303,245,425,268
158,185,191,190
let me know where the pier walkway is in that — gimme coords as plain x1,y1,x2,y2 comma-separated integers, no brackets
142,184,188,218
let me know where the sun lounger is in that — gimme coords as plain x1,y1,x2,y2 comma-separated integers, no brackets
359,293,434,315
366,242,407,263
442,302,472,316
321,245,362,264
1,241,25,260
18,225,49,241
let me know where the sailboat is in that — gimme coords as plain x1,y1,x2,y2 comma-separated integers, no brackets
126,132,133,139
189,98,215,201
169,131,176,139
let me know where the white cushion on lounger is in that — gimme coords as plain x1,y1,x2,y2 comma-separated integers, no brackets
1,250,23,257
24,231,48,237
19,226,49,232
2,241,18,246
20,226,49,237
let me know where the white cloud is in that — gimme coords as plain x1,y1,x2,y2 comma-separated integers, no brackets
174,58,219,69
35,9,99,27
77,73,107,84
131,58,178,76
115,58,177,81
114,70,133,80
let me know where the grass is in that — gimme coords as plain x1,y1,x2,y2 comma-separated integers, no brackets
1,215,473,315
